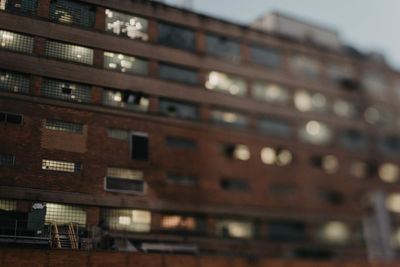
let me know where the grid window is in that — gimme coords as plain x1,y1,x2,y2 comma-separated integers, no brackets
210,108,248,128
105,168,144,194
159,98,200,121
0,70,30,93
290,54,320,79
49,0,95,28
107,167,143,180
0,154,15,166
251,81,289,105
103,89,149,112
250,44,281,68
158,63,198,85
45,119,83,134
258,116,292,138
0,0,37,15
294,90,328,113
158,22,195,51
45,203,86,226
166,173,198,186
105,9,148,41
104,51,148,75
100,208,151,232
205,71,247,97
0,112,23,124
0,199,17,211
46,40,93,65
42,159,81,173
107,128,129,141
0,30,33,53
206,33,240,62
41,78,91,103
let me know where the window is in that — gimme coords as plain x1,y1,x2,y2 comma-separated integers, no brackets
269,184,296,197
298,120,332,145
0,199,17,211
217,219,255,239
45,119,83,134
42,159,81,173
267,220,306,241
165,136,196,150
378,163,399,183
316,189,343,205
159,98,200,121
249,44,281,68
386,193,400,213
131,131,148,161
339,129,368,150
290,54,320,79
104,52,148,75
0,30,33,53
362,71,387,95
310,155,339,174
0,112,23,124
45,203,86,226
260,147,293,166
41,78,91,103
364,106,394,127
105,9,148,40
158,22,195,51
100,208,151,232
294,90,327,113
166,173,198,186
317,221,350,245
327,63,355,82
258,116,292,138
220,178,249,191
210,108,248,128
221,144,250,161
251,81,289,105
350,161,373,179
0,154,14,166
0,70,30,93
103,89,149,112
333,99,360,119
107,128,129,141
206,33,240,61
205,71,246,96
158,63,198,85
0,0,37,15
105,167,145,194
378,136,400,156
46,40,93,65
161,214,206,234
49,0,95,28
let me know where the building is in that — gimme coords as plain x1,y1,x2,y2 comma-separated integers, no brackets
1,0,400,265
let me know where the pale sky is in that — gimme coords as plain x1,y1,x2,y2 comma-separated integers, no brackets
165,0,400,70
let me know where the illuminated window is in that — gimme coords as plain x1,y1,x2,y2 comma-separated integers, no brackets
386,193,400,213
339,129,368,150
268,220,306,241
221,144,250,161
45,119,83,134
105,167,145,194
105,9,148,40
392,227,400,248
161,214,205,233
103,89,149,112
217,219,255,239
158,63,198,85
290,54,320,78
1,112,23,124
0,70,29,93
0,154,15,166
205,71,246,96
310,155,339,174
166,173,198,186
46,40,93,65
131,131,148,161
158,22,195,51
206,33,240,61
333,99,360,119
159,98,200,120
364,106,394,127
104,51,148,75
45,203,86,226
100,208,151,232
0,199,17,211
258,116,292,138
298,120,332,145
294,90,327,113
42,159,81,173
165,136,196,150
379,163,399,183
260,147,293,166
249,44,281,68
251,81,289,105
0,0,37,15
362,71,387,95
220,178,249,191
318,221,350,245
210,108,248,128
107,128,129,141
49,0,95,28
378,136,400,156
0,30,33,53
41,78,91,103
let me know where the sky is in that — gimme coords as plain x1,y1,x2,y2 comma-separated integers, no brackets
165,0,400,70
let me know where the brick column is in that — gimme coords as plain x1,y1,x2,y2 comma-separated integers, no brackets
196,30,206,54
33,37,46,56
93,49,104,68
29,75,42,95
37,0,50,18
151,212,162,232
148,19,158,43
241,40,249,64
198,70,206,89
86,207,100,227
207,216,217,237
95,7,106,31
91,86,103,105
200,104,210,123
248,112,257,130
149,96,159,115
16,200,33,212
148,60,158,79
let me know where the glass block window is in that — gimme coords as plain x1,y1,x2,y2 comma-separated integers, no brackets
339,129,368,151
165,136,196,150
158,63,198,85
45,203,86,226
206,33,240,62
0,70,30,93
333,99,360,119
104,52,148,75
103,89,149,112
378,136,400,156
161,214,206,233
100,208,151,232
41,78,91,103
49,0,95,28
317,221,350,245
251,81,289,105
158,21,195,51
108,128,129,141
290,54,320,79
166,173,198,186
220,178,249,191
249,44,281,68
217,219,255,239
159,98,200,120
258,116,292,138
210,108,248,128
42,159,81,173
0,153,15,166
362,71,387,95
105,9,148,41
205,71,246,96
105,167,145,194
0,30,33,53
45,119,83,134
0,199,17,211
298,120,333,145
0,0,37,15
46,40,93,65
0,112,23,124
294,90,327,113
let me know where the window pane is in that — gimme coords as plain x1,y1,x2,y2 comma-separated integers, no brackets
45,203,86,226
107,128,129,141
317,221,350,245
103,89,149,112
333,99,360,119
131,132,148,161
220,178,249,191
4,113,23,124
158,22,195,51
298,120,333,145
46,40,93,65
290,54,320,78
327,63,355,82
206,33,240,61
258,116,292,138
0,199,17,211
100,208,151,232
105,9,148,41
0,154,14,166
378,136,400,156
41,78,91,103
161,214,206,233
158,63,198,85
0,70,30,93
45,119,83,134
250,44,281,68
0,30,33,53
166,173,198,186
339,129,368,150
210,108,248,128
104,51,148,75
205,71,246,96
106,168,144,193
251,81,288,104
159,98,200,120
165,136,196,150
49,0,95,28
0,0,37,15
217,219,254,239
364,105,395,128
42,159,81,173
362,71,387,95
294,90,327,113
268,220,306,241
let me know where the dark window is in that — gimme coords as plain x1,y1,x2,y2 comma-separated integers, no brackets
269,184,296,197
105,177,144,194
339,129,368,150
159,98,200,120
49,0,95,28
158,63,198,85
0,112,23,124
258,116,292,138
0,154,15,166
294,249,334,260
41,78,91,103
45,119,83,134
378,136,400,156
166,173,198,186
268,220,307,241
250,44,281,68
206,33,240,61
0,70,30,93
0,0,37,15
316,189,344,205
165,136,196,150
220,178,249,191
158,22,195,51
131,132,148,161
